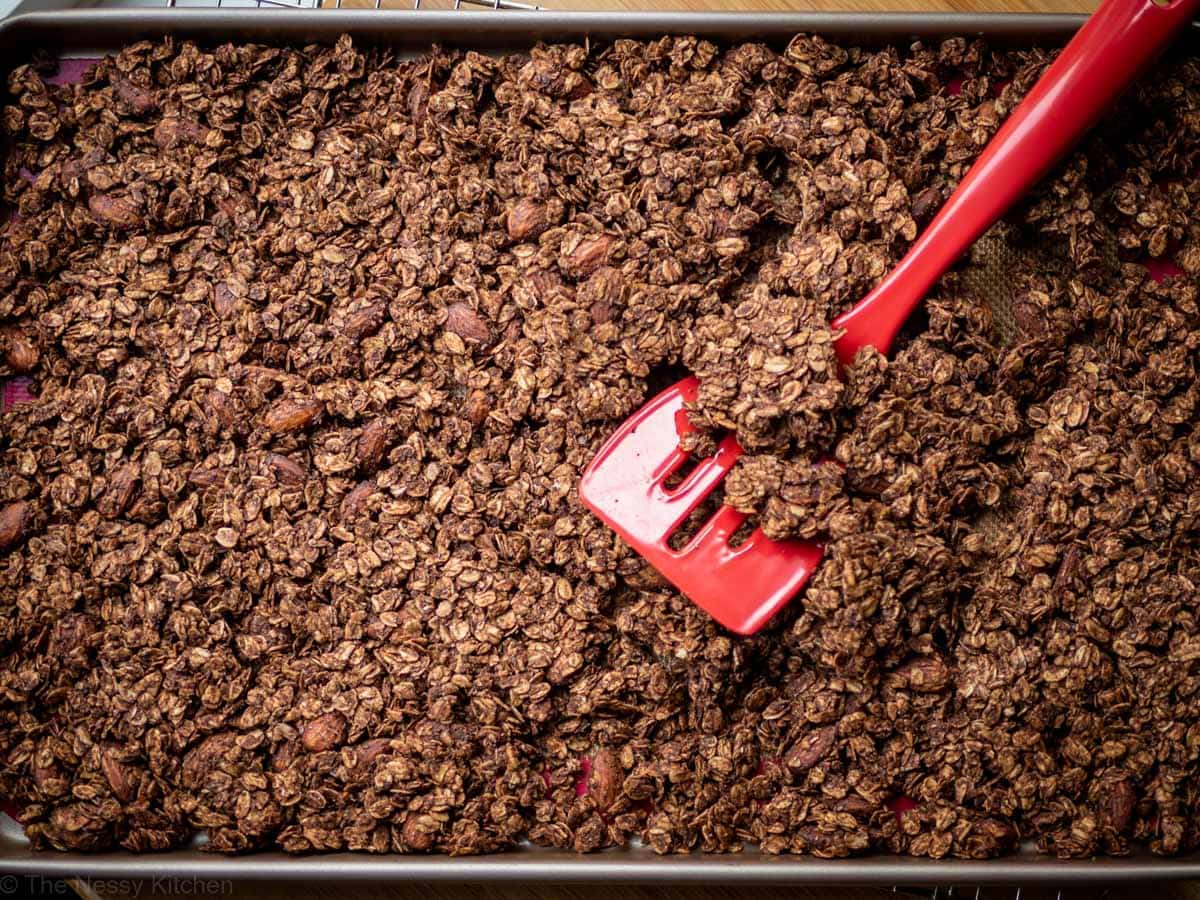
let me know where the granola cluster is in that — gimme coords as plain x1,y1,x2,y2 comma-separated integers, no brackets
0,33,1199,860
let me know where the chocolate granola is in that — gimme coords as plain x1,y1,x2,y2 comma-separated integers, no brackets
0,33,1198,859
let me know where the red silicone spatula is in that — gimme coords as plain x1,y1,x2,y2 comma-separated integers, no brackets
580,0,1200,635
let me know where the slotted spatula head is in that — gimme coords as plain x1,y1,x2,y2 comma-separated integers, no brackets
579,376,823,635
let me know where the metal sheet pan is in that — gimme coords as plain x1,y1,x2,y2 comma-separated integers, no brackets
0,6,1197,883
0,5,1106,52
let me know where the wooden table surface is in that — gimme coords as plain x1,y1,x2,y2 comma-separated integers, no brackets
63,877,1200,900
65,0,1197,898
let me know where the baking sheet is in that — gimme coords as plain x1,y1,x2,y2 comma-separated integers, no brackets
0,6,1197,883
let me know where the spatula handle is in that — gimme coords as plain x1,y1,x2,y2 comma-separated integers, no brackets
832,0,1200,365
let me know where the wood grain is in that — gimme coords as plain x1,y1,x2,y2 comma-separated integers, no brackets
71,879,1200,900
73,1,1190,898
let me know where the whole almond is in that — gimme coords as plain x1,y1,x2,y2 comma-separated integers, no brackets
892,656,950,693
1101,774,1137,832
271,740,298,773
343,303,386,340
301,712,347,752
784,725,836,772
833,795,876,818
1053,546,1082,591
188,467,224,488
408,80,429,126
590,300,615,326
527,268,568,302
341,479,377,522
98,463,139,519
101,748,134,802
911,185,941,224
445,303,492,344
562,234,614,278
0,500,30,548
1012,294,1048,338
1,327,37,373
465,390,491,426
209,390,238,432
182,732,237,789
588,748,622,810
581,267,625,328
88,192,141,229
263,398,322,434
267,453,306,485
506,198,550,242
355,419,392,472
798,825,839,854
401,812,435,850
